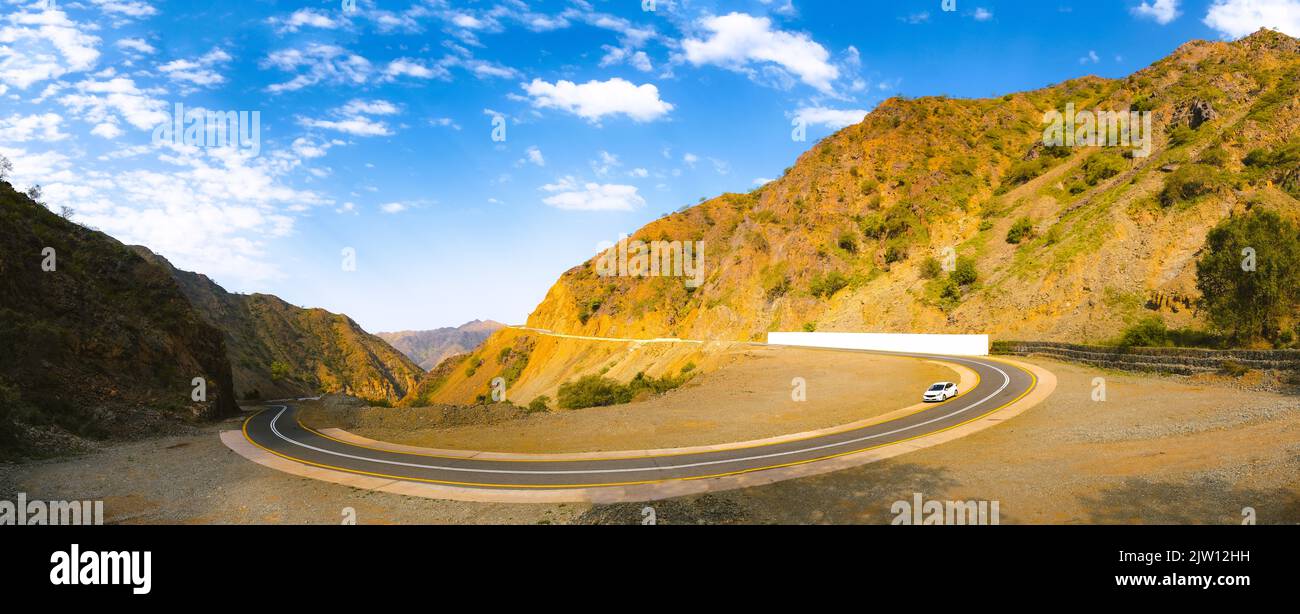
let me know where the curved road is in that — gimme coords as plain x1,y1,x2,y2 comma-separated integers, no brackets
241,351,1038,491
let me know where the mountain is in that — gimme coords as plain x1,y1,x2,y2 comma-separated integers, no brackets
378,320,505,370
420,29,1300,405
0,180,237,457
134,248,424,403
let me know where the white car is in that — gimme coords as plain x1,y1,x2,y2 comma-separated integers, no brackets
923,382,959,403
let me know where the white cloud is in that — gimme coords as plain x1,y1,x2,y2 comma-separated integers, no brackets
270,8,341,33
0,112,68,142
380,202,409,214
157,48,231,88
541,176,645,211
1133,0,1182,24
523,78,673,123
298,99,398,137
682,13,839,94
341,99,399,116
5,141,327,285
1204,0,1300,38
600,46,653,72
429,117,461,130
115,38,155,55
0,7,101,89
522,146,545,167
972,8,994,21
58,76,169,137
794,106,869,129
591,150,620,177
89,0,159,19
383,58,449,81
263,43,372,93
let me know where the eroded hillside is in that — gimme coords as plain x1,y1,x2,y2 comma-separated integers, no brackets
0,181,237,457
136,249,424,403
421,30,1300,405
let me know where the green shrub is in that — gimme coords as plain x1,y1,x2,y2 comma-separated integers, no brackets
1082,151,1126,185
528,396,551,413
802,322,817,332
1198,146,1230,168
1006,217,1035,244
761,264,791,301
810,271,849,298
556,372,691,410
1159,164,1222,207
1219,360,1250,378
919,257,943,279
950,257,978,287
884,244,907,264
837,232,858,253
465,357,485,377
1116,317,1170,348
270,361,292,382
1167,125,1196,147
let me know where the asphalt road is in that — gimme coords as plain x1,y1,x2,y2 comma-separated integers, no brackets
241,351,1037,490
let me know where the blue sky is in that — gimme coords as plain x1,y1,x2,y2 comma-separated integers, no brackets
1,0,1296,333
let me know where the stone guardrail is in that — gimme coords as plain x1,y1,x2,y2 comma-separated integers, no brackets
992,341,1300,375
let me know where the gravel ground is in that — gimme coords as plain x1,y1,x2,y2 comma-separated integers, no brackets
3,357,1297,525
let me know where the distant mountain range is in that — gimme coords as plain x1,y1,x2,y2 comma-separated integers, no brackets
378,320,505,370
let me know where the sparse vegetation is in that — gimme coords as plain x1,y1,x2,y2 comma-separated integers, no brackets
528,396,551,413
809,270,849,298
270,361,292,382
556,371,692,410
1006,217,1035,244
1158,164,1224,208
919,256,943,279
1116,317,1170,348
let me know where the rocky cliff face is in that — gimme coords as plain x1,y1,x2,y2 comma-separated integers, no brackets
0,181,237,457
426,30,1300,404
134,248,425,404
378,320,505,370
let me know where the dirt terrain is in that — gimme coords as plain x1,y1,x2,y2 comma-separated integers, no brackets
301,346,953,453
3,356,1297,525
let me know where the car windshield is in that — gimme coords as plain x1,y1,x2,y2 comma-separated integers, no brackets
928,384,946,391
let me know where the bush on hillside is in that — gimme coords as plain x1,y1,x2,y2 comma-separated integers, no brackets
809,271,849,298
950,257,978,287
556,372,691,410
1116,317,1170,348
1006,217,1035,244
1159,164,1223,208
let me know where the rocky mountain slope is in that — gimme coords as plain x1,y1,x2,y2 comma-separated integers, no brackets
422,29,1300,405
135,248,424,403
0,180,237,457
378,320,504,370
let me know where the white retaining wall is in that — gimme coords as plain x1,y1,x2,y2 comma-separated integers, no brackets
766,333,990,356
